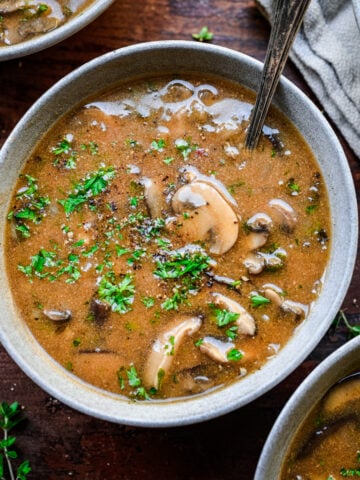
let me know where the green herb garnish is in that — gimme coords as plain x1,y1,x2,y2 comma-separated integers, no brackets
174,138,197,160
142,297,155,308
98,272,135,314
226,348,243,361
192,26,214,42
0,402,31,480
250,294,271,307
150,139,166,151
117,365,152,400
209,305,240,327
8,175,50,237
335,310,360,337
287,177,300,194
58,166,115,215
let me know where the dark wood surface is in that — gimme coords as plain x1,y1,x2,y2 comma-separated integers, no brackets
0,1,359,478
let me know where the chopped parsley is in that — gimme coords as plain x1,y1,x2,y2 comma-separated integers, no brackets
150,139,166,151
192,26,214,42
154,249,210,282
98,272,135,314
209,305,240,327
142,296,155,308
226,325,238,340
161,288,189,311
339,451,360,477
306,204,319,214
52,137,78,169
58,166,115,215
174,138,197,160
227,348,243,361
250,294,271,307
117,365,152,400
163,157,174,165
287,177,300,194
8,175,50,238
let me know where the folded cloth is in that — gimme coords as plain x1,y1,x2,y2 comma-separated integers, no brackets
255,0,360,158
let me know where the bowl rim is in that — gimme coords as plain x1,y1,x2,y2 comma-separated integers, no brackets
0,0,115,62
0,40,358,427
353,0,360,29
254,335,360,479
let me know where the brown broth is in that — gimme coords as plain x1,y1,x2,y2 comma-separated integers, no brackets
281,374,360,479
5,75,330,400
0,0,95,46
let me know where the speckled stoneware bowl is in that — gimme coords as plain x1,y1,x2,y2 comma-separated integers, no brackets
255,336,360,479
0,41,357,426
0,0,115,62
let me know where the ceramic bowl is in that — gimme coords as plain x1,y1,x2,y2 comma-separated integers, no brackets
255,335,360,479
0,0,115,62
353,0,360,29
0,41,357,426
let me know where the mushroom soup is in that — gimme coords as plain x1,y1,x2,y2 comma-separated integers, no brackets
0,0,94,46
280,373,360,479
5,75,330,400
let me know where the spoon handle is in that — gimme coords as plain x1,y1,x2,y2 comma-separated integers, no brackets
245,0,311,150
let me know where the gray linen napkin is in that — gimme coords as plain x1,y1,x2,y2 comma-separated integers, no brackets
256,0,360,158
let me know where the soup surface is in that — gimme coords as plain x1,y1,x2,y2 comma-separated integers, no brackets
0,0,95,46
5,75,330,400
281,374,360,479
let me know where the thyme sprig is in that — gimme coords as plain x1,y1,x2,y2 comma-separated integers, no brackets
0,402,31,480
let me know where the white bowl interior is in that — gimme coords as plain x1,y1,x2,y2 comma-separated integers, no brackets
255,336,360,479
0,0,115,62
0,41,357,426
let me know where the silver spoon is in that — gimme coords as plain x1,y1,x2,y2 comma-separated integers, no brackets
245,0,311,150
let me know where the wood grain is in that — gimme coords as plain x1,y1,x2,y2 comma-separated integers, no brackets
0,1,359,478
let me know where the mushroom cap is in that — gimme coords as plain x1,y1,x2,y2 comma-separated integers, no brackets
143,315,202,390
172,181,239,255
180,165,238,207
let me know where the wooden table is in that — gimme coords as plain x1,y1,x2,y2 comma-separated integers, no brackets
0,1,359,478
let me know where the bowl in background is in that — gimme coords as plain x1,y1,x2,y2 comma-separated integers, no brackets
0,41,357,426
0,0,115,62
254,335,360,479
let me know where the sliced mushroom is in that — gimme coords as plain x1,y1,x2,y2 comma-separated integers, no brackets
244,250,284,275
179,165,238,207
243,253,266,274
246,212,273,233
18,16,59,39
263,284,308,318
140,176,164,218
172,182,239,255
246,231,269,250
268,198,297,233
90,298,110,326
143,316,202,390
212,292,256,336
263,284,284,306
0,0,26,13
43,309,71,322
205,272,241,291
199,336,235,363
281,299,308,317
